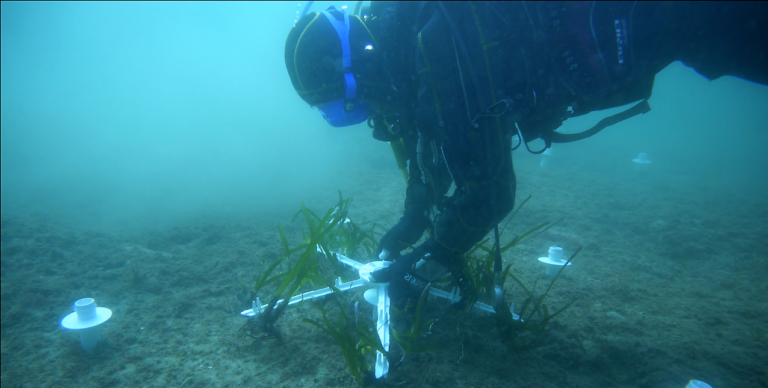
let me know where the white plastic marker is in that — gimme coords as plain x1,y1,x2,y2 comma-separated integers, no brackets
537,246,573,277
61,298,112,352
540,146,554,167
632,152,652,172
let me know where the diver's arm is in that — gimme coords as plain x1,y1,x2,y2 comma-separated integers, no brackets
407,3,517,261
429,129,517,261
375,128,433,259
377,158,432,258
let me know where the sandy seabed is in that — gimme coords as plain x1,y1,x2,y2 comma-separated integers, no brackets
2,149,767,388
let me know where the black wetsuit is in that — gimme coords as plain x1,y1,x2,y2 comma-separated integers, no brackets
369,1,768,265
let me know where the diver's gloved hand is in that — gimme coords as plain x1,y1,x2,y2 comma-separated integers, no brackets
371,246,432,308
375,216,429,261
372,239,475,310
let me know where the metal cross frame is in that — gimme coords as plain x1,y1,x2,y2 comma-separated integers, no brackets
240,248,516,379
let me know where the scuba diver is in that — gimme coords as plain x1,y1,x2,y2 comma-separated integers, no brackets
284,2,768,309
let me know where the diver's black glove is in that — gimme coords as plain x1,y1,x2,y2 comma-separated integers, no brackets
375,215,430,261
374,247,474,312
371,246,432,308
373,240,469,307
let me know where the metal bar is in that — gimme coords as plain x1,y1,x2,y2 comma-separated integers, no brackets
316,246,365,270
427,287,503,315
240,278,366,317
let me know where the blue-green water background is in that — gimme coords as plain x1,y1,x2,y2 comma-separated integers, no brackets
2,1,382,230
3,1,768,229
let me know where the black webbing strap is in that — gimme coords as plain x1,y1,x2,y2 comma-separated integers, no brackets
547,99,651,144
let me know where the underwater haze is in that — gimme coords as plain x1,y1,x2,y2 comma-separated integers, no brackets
3,1,768,230
2,2,768,388
2,1,386,231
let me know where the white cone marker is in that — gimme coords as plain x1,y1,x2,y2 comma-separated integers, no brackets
632,152,652,172
537,247,573,277
540,147,554,167
61,298,112,352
